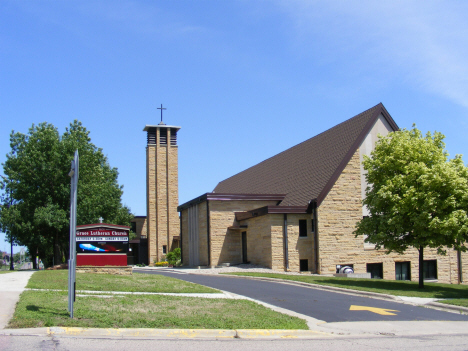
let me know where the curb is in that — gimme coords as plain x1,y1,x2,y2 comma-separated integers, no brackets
426,302,468,314
0,327,333,339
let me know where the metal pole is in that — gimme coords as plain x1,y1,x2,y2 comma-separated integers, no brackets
68,150,79,318
8,189,14,271
10,237,14,271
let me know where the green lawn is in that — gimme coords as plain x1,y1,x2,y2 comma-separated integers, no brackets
223,272,468,299
438,299,468,308
28,270,218,293
11,270,308,329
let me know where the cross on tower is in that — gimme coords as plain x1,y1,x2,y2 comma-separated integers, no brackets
157,104,166,124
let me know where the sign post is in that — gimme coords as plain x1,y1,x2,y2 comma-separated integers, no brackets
68,150,78,318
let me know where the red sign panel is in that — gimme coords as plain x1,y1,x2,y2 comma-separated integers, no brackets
77,254,127,266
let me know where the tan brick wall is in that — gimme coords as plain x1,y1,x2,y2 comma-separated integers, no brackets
147,143,157,264
270,215,285,270
168,142,180,252
286,214,315,272
147,128,180,265
242,215,271,267
198,202,209,266
180,202,209,266
131,217,147,239
208,200,279,267
156,144,167,261
318,150,468,284
181,208,189,264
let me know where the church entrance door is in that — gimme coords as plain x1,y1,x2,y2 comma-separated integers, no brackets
241,232,248,264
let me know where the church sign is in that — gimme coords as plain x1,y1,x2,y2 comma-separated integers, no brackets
76,223,130,266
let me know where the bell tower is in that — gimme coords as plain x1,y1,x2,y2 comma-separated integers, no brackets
144,107,180,264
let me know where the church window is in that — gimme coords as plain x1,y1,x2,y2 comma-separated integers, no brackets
366,263,383,279
395,261,411,280
163,245,167,254
299,220,307,237
423,260,437,280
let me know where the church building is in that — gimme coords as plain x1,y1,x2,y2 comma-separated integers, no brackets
176,103,466,284
135,103,466,284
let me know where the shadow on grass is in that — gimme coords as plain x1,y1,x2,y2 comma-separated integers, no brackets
25,304,69,317
315,278,467,298
226,273,468,299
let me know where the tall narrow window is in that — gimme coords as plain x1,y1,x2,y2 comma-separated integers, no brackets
299,220,307,237
162,245,167,254
395,262,411,280
423,260,437,280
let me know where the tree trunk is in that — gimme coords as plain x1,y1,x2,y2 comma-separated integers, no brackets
418,245,424,289
54,231,61,266
32,248,37,270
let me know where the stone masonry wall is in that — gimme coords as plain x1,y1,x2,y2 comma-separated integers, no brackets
167,131,180,252
156,144,168,262
318,150,468,284
147,128,180,265
286,214,315,272
198,202,208,266
270,215,285,271
209,200,279,267
146,142,157,264
132,217,147,239
181,208,189,265
242,215,272,267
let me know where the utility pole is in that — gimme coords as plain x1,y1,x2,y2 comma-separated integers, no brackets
8,188,14,271
68,150,79,318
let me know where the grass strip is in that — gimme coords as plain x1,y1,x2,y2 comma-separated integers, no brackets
223,272,468,299
27,270,218,293
9,290,308,329
438,299,468,308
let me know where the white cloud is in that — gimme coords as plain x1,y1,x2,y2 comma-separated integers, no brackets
276,1,468,108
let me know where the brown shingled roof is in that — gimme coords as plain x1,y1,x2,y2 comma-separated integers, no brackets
213,103,399,207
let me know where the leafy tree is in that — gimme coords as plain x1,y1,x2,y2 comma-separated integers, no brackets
0,182,21,270
0,121,133,268
354,126,468,288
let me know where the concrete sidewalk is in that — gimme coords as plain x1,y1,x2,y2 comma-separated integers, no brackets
0,271,36,329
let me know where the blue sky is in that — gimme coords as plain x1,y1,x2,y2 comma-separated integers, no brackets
1,1,468,253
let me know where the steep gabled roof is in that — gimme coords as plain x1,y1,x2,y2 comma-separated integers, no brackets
213,103,398,207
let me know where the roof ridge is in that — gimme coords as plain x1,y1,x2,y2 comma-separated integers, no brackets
215,103,384,187
212,103,398,207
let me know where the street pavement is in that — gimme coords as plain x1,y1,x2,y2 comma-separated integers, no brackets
1,333,468,351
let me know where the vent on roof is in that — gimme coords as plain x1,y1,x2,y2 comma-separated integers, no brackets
170,129,177,145
160,128,167,145
147,128,156,145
